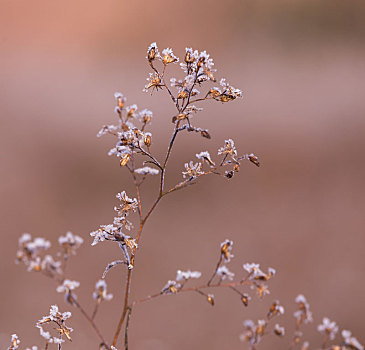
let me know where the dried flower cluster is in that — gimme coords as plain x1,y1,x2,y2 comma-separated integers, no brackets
10,43,363,350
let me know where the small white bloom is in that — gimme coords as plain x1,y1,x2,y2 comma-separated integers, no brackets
317,317,338,340
217,265,235,280
218,139,237,157
182,161,203,179
56,280,80,293
58,231,83,252
9,334,20,349
93,279,113,301
274,324,285,336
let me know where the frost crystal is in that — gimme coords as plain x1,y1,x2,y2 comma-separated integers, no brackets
134,166,159,175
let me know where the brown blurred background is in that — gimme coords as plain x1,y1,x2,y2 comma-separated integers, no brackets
1,0,364,348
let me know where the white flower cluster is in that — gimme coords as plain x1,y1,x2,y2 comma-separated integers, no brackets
317,317,338,340
243,263,276,280
182,161,204,179
216,265,235,280
36,305,72,345
58,231,83,255
294,294,313,324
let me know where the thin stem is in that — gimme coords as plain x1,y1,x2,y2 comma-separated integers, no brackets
71,297,106,345
91,299,101,321
133,279,252,306
124,307,132,350
207,255,223,286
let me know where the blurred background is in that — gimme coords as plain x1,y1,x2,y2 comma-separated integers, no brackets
1,0,364,348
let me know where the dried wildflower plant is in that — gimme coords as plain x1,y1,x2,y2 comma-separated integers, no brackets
10,43,363,350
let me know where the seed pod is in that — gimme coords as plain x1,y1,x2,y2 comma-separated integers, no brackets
241,294,249,307
144,134,151,147
207,294,215,306
148,47,156,62
200,130,211,139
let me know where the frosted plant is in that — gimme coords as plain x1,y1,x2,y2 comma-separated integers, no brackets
11,43,363,350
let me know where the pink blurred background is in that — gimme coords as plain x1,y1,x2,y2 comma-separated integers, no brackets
1,0,364,348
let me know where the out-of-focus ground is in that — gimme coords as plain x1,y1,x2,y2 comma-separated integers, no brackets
1,0,364,349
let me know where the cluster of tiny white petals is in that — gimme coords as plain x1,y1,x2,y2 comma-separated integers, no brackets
93,279,113,301
138,108,153,122
294,294,313,324
176,270,202,281
243,263,276,280
58,231,83,251
342,330,364,350
134,166,159,175
184,74,195,89
90,228,108,246
97,124,118,138
161,280,181,294
36,305,72,345
179,47,215,74
218,139,237,157
8,334,20,349
217,265,235,280
41,255,62,273
114,91,125,101
108,144,131,157
274,324,285,336
317,317,338,340
26,237,51,254
116,191,137,205
162,48,179,63
56,279,80,293
182,161,204,179
219,78,242,98
196,151,215,166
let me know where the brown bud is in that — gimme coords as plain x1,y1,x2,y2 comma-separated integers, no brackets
241,294,249,307
148,47,156,62
218,94,235,103
185,51,194,64
117,97,124,109
177,90,189,99
121,123,130,132
208,89,221,98
197,56,205,68
120,154,130,166
200,130,211,139
248,154,260,167
233,163,240,172
163,54,177,65
144,134,151,147
207,295,215,306
225,171,234,179
127,108,135,119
